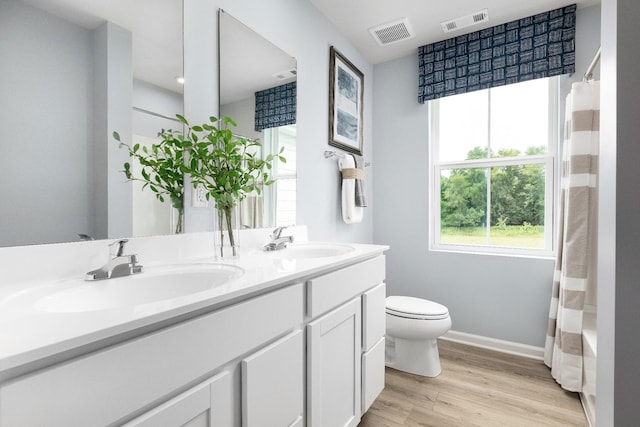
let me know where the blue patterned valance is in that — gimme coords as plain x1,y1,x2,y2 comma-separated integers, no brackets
254,81,296,131
418,4,576,103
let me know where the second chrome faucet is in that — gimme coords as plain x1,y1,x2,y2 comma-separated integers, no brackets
263,226,294,251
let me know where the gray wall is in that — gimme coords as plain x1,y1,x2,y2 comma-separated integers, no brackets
372,5,601,347
183,0,374,243
599,0,640,425
0,0,93,246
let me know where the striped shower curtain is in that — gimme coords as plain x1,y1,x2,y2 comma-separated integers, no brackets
544,80,599,392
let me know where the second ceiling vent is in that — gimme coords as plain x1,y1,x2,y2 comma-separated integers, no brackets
369,17,415,46
441,9,490,34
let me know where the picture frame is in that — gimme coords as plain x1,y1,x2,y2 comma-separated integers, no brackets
328,46,364,156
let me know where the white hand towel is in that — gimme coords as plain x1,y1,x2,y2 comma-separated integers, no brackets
338,155,364,224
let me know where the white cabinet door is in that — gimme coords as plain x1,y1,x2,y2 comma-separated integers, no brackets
242,330,304,427
122,371,232,427
307,299,362,427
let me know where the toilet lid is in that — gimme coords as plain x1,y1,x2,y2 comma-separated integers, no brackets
386,296,449,319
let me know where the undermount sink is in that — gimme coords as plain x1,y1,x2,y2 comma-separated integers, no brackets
272,243,355,260
35,264,244,313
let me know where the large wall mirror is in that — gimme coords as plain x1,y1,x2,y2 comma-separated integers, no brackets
218,10,297,229
0,0,183,247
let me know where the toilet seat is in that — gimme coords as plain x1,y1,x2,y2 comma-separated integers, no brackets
386,296,449,320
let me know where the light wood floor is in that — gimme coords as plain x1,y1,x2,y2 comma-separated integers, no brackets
359,340,587,427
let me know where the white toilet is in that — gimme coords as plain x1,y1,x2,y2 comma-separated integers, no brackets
385,296,452,377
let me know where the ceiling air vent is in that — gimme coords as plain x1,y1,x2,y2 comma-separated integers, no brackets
440,9,490,34
369,17,415,46
272,68,297,81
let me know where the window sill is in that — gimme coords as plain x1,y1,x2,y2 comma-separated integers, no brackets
429,245,555,261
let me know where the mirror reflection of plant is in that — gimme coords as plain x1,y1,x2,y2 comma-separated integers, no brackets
113,129,186,234
180,115,285,257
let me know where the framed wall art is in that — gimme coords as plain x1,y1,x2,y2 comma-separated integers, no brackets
328,46,363,156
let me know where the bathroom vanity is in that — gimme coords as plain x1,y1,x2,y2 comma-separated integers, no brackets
0,232,387,426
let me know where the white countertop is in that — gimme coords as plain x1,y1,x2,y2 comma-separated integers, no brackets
0,237,387,378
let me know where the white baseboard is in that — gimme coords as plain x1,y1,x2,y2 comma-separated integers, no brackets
580,393,596,427
440,330,545,361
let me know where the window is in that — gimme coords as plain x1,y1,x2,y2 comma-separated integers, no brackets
430,78,557,256
263,124,296,226
239,125,296,229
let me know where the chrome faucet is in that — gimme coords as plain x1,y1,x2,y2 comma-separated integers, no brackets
263,226,294,251
85,239,144,281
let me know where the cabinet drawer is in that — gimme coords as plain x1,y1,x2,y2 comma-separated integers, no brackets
0,284,303,427
362,337,385,413
307,255,385,318
362,283,386,351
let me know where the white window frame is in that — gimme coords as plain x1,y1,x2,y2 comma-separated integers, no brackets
429,78,558,258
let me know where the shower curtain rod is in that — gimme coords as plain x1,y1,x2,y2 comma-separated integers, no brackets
583,46,601,81
232,133,260,143
132,107,259,142
133,106,181,122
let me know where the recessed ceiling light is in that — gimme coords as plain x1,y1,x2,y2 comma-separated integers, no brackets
175,76,185,84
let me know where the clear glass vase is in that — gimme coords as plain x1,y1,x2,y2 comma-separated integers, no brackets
172,207,184,234
214,203,240,259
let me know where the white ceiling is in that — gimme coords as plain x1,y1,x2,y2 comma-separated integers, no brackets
309,0,600,64
20,0,600,96
21,0,183,93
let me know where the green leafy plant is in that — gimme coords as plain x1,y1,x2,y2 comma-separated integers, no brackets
180,115,285,257
113,128,186,233
497,216,509,229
